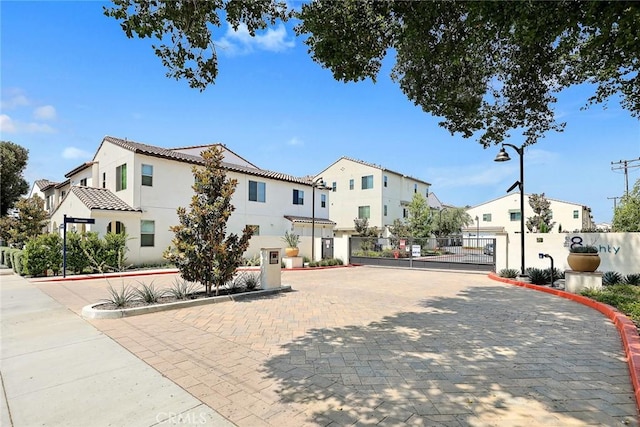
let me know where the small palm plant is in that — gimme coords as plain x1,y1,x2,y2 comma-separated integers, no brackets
281,231,300,248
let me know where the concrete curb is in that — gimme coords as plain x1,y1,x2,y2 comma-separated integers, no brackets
82,285,292,319
488,272,640,412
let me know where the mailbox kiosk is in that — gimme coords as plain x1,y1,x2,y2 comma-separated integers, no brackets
260,248,281,289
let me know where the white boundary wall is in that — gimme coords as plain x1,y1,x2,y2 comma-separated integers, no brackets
497,232,639,275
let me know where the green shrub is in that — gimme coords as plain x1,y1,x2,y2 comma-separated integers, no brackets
81,232,106,272
103,283,137,308
525,267,546,285
66,231,90,274
167,278,199,300
23,234,62,277
619,301,640,325
103,232,128,271
602,271,623,286
499,268,519,278
12,250,24,275
241,272,261,291
624,274,640,286
5,248,15,268
134,281,165,304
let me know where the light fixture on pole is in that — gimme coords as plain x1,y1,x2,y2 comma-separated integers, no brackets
311,177,325,262
494,143,526,276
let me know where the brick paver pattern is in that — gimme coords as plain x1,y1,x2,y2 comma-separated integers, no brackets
38,267,639,426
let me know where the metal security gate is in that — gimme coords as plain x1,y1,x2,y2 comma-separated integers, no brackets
321,238,334,259
349,236,496,272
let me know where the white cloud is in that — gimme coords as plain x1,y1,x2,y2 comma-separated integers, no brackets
24,123,56,133
0,114,56,134
33,105,57,120
1,88,30,110
216,23,294,55
287,137,303,146
62,147,92,160
0,115,17,133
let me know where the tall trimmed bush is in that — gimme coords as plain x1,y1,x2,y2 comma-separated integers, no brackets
65,231,90,274
12,250,24,275
24,233,62,277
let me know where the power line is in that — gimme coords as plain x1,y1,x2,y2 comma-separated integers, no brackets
611,158,640,196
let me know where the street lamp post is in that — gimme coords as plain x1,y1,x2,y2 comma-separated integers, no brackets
311,177,325,262
494,143,526,276
475,215,479,249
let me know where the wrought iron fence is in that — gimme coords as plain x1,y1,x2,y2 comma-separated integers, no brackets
349,236,496,272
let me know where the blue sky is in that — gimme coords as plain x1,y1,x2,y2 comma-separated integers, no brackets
1,1,638,224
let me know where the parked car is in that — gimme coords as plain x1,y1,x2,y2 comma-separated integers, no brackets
483,243,494,255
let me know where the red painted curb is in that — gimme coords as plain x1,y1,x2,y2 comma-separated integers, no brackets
489,272,640,414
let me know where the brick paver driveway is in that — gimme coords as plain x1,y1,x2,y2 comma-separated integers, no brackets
38,267,638,426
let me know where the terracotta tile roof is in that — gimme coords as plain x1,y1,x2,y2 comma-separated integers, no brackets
35,179,56,190
70,186,140,212
102,136,317,186
284,215,336,226
320,156,431,186
64,162,95,178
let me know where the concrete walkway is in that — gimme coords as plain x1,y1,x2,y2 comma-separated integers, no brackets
0,271,233,427
28,266,640,426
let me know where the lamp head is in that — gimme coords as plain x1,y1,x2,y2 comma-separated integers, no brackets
494,147,511,162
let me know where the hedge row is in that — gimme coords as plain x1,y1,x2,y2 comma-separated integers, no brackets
1,246,25,276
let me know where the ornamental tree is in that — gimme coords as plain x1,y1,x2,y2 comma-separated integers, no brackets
0,141,30,215
164,146,254,296
526,193,556,233
612,179,640,232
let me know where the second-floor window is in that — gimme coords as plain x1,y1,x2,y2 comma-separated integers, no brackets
321,194,326,208
332,181,337,192
358,205,370,219
247,225,260,236
361,175,373,190
483,213,492,222
102,172,106,188
80,178,87,186
509,210,521,221
293,189,304,205
116,164,127,191
414,183,418,193
248,180,265,202
141,164,153,186
384,176,388,187
573,210,579,219
349,179,354,190
384,205,388,216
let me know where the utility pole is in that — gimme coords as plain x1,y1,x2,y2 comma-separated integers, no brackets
607,196,622,210
611,158,640,196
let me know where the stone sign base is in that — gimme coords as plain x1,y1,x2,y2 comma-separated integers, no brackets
565,270,603,294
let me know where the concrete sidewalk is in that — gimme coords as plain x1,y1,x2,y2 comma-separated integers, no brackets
0,271,234,427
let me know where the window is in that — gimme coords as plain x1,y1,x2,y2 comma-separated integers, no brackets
140,220,155,247
403,208,408,218
509,210,521,221
349,179,354,190
46,195,51,211
384,205,388,216
361,175,373,189
332,181,336,192
107,221,126,234
573,210,579,219
293,189,304,205
102,172,106,188
116,164,127,191
358,205,370,219
248,180,266,202
248,225,260,236
61,190,66,200
80,178,87,186
321,194,326,208
141,164,153,186
483,213,492,222
414,183,418,193
384,176,388,187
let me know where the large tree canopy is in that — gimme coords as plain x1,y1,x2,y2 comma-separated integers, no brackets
297,0,639,146
104,0,290,90
0,141,30,215
105,1,639,146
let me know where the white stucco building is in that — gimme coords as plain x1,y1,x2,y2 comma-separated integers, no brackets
316,157,432,237
464,193,595,237
39,136,334,265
